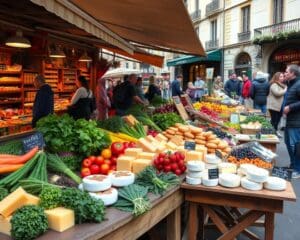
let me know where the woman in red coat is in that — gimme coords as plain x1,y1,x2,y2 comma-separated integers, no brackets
241,74,252,108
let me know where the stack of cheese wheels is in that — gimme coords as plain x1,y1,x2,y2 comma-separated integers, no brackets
205,154,222,170
264,176,287,191
219,173,241,188
82,175,118,206
238,165,269,191
201,169,219,187
186,161,205,185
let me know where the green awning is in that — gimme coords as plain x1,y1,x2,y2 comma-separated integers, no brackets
167,49,221,66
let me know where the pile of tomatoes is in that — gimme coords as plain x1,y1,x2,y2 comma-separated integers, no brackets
153,151,186,175
81,141,136,177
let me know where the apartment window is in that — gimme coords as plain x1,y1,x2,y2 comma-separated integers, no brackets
241,6,250,32
210,20,217,41
273,0,283,24
125,62,129,68
133,62,136,69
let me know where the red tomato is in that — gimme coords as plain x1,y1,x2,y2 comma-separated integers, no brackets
81,167,91,178
169,154,177,163
177,152,185,161
82,158,92,168
110,165,116,171
175,169,182,175
171,163,178,171
104,159,111,166
128,142,136,148
164,165,171,172
88,156,96,163
123,142,130,149
111,142,125,156
158,157,165,164
180,165,187,172
178,160,185,168
100,163,110,175
163,158,170,165
110,156,117,165
95,156,104,165
90,164,101,174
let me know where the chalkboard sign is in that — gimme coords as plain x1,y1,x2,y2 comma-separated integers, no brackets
208,168,219,179
22,132,45,152
184,141,196,150
256,131,261,140
215,150,223,160
271,167,292,181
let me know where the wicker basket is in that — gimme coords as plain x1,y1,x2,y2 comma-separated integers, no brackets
241,127,261,135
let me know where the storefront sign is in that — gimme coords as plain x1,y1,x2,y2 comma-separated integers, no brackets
22,132,45,152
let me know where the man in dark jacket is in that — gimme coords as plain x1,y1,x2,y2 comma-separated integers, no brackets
171,74,184,97
32,75,54,127
224,73,240,98
283,64,300,178
250,71,270,114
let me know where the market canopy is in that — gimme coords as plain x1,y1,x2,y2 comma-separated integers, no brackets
70,0,205,56
166,49,222,67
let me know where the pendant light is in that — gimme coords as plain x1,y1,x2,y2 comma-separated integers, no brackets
79,51,92,62
49,45,66,58
5,30,31,48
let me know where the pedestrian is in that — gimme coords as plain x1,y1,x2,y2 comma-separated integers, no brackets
96,78,111,121
237,76,244,103
213,76,223,91
171,74,184,97
224,72,240,99
32,74,54,127
162,79,170,100
186,79,196,101
145,75,161,102
68,76,93,120
283,64,300,178
266,72,287,136
135,77,147,101
113,74,146,116
250,71,270,114
241,73,252,109
194,75,206,100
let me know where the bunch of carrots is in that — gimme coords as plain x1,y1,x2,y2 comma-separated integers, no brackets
0,147,39,174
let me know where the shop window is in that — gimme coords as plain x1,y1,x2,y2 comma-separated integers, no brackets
133,62,136,69
241,6,250,32
210,20,217,41
273,0,283,24
235,52,252,77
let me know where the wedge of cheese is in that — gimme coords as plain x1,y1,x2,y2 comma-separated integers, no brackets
146,135,161,146
132,159,152,174
185,151,204,162
45,207,75,232
155,133,168,142
0,215,12,236
137,152,156,161
25,193,40,205
137,138,157,152
195,145,207,160
0,187,28,217
165,141,177,150
116,156,135,171
124,148,143,158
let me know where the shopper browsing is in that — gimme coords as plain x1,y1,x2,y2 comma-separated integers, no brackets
224,73,240,99
171,74,184,97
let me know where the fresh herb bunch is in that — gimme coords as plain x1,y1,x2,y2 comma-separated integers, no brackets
97,116,124,133
120,123,146,138
242,115,273,128
11,205,48,240
60,188,105,224
0,187,8,201
39,186,62,209
0,140,23,155
135,116,162,132
136,166,180,195
114,184,150,216
19,178,59,195
59,152,82,171
152,113,184,130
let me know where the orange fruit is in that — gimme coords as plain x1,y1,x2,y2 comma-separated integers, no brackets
101,148,112,159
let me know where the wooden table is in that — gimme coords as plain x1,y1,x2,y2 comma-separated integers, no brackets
0,186,183,240
181,182,296,240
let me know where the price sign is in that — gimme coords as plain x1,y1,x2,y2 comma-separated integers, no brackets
271,167,292,181
184,141,196,150
208,168,219,179
230,113,239,124
22,132,45,152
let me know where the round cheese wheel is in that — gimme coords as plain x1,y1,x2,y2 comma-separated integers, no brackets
187,170,203,178
186,176,201,185
187,161,205,172
263,176,287,191
219,173,241,188
109,171,135,187
241,177,263,191
89,187,118,206
239,164,257,175
246,167,269,183
206,154,222,164
218,162,237,174
82,174,112,192
205,163,218,170
202,174,219,187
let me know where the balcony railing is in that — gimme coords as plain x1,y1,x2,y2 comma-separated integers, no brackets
206,0,220,17
190,10,201,21
254,18,300,39
205,39,219,50
238,31,251,42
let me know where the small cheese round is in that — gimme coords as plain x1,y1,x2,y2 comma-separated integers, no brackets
89,187,118,206
82,174,112,192
202,174,219,187
109,171,135,187
246,167,269,183
264,176,287,191
241,177,263,191
187,161,205,172
206,154,222,164
187,170,203,178
186,176,201,185
218,162,237,174
219,173,241,188
239,164,257,175
205,163,218,170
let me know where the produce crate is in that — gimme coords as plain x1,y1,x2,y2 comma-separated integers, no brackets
241,127,260,135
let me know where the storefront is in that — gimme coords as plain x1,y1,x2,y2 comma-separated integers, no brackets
235,52,252,78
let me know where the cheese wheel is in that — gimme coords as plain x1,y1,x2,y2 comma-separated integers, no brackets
218,162,237,174
186,176,201,185
187,170,203,178
205,163,218,170
264,177,287,191
82,175,112,192
202,173,219,187
109,171,135,187
246,167,269,183
89,188,118,206
239,164,257,175
206,154,222,164
219,173,241,188
187,161,205,172
241,177,263,191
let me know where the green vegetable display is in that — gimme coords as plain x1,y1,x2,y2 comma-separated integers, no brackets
149,95,169,106
135,166,180,196
19,179,59,195
97,116,124,133
28,152,47,182
0,140,23,155
242,115,273,128
0,187,8,201
114,184,150,216
39,186,62,209
11,205,48,240
60,188,105,224
59,152,82,171
120,122,146,138
152,113,185,130
135,116,162,132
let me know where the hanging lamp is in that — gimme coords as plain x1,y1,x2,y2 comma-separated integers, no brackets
5,30,31,48
79,51,92,62
49,45,66,58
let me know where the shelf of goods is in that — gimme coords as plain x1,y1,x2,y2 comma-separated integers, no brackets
0,72,22,107
23,71,38,106
62,69,76,93
44,68,59,92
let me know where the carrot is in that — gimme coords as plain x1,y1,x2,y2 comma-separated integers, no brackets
0,146,39,164
0,164,24,174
